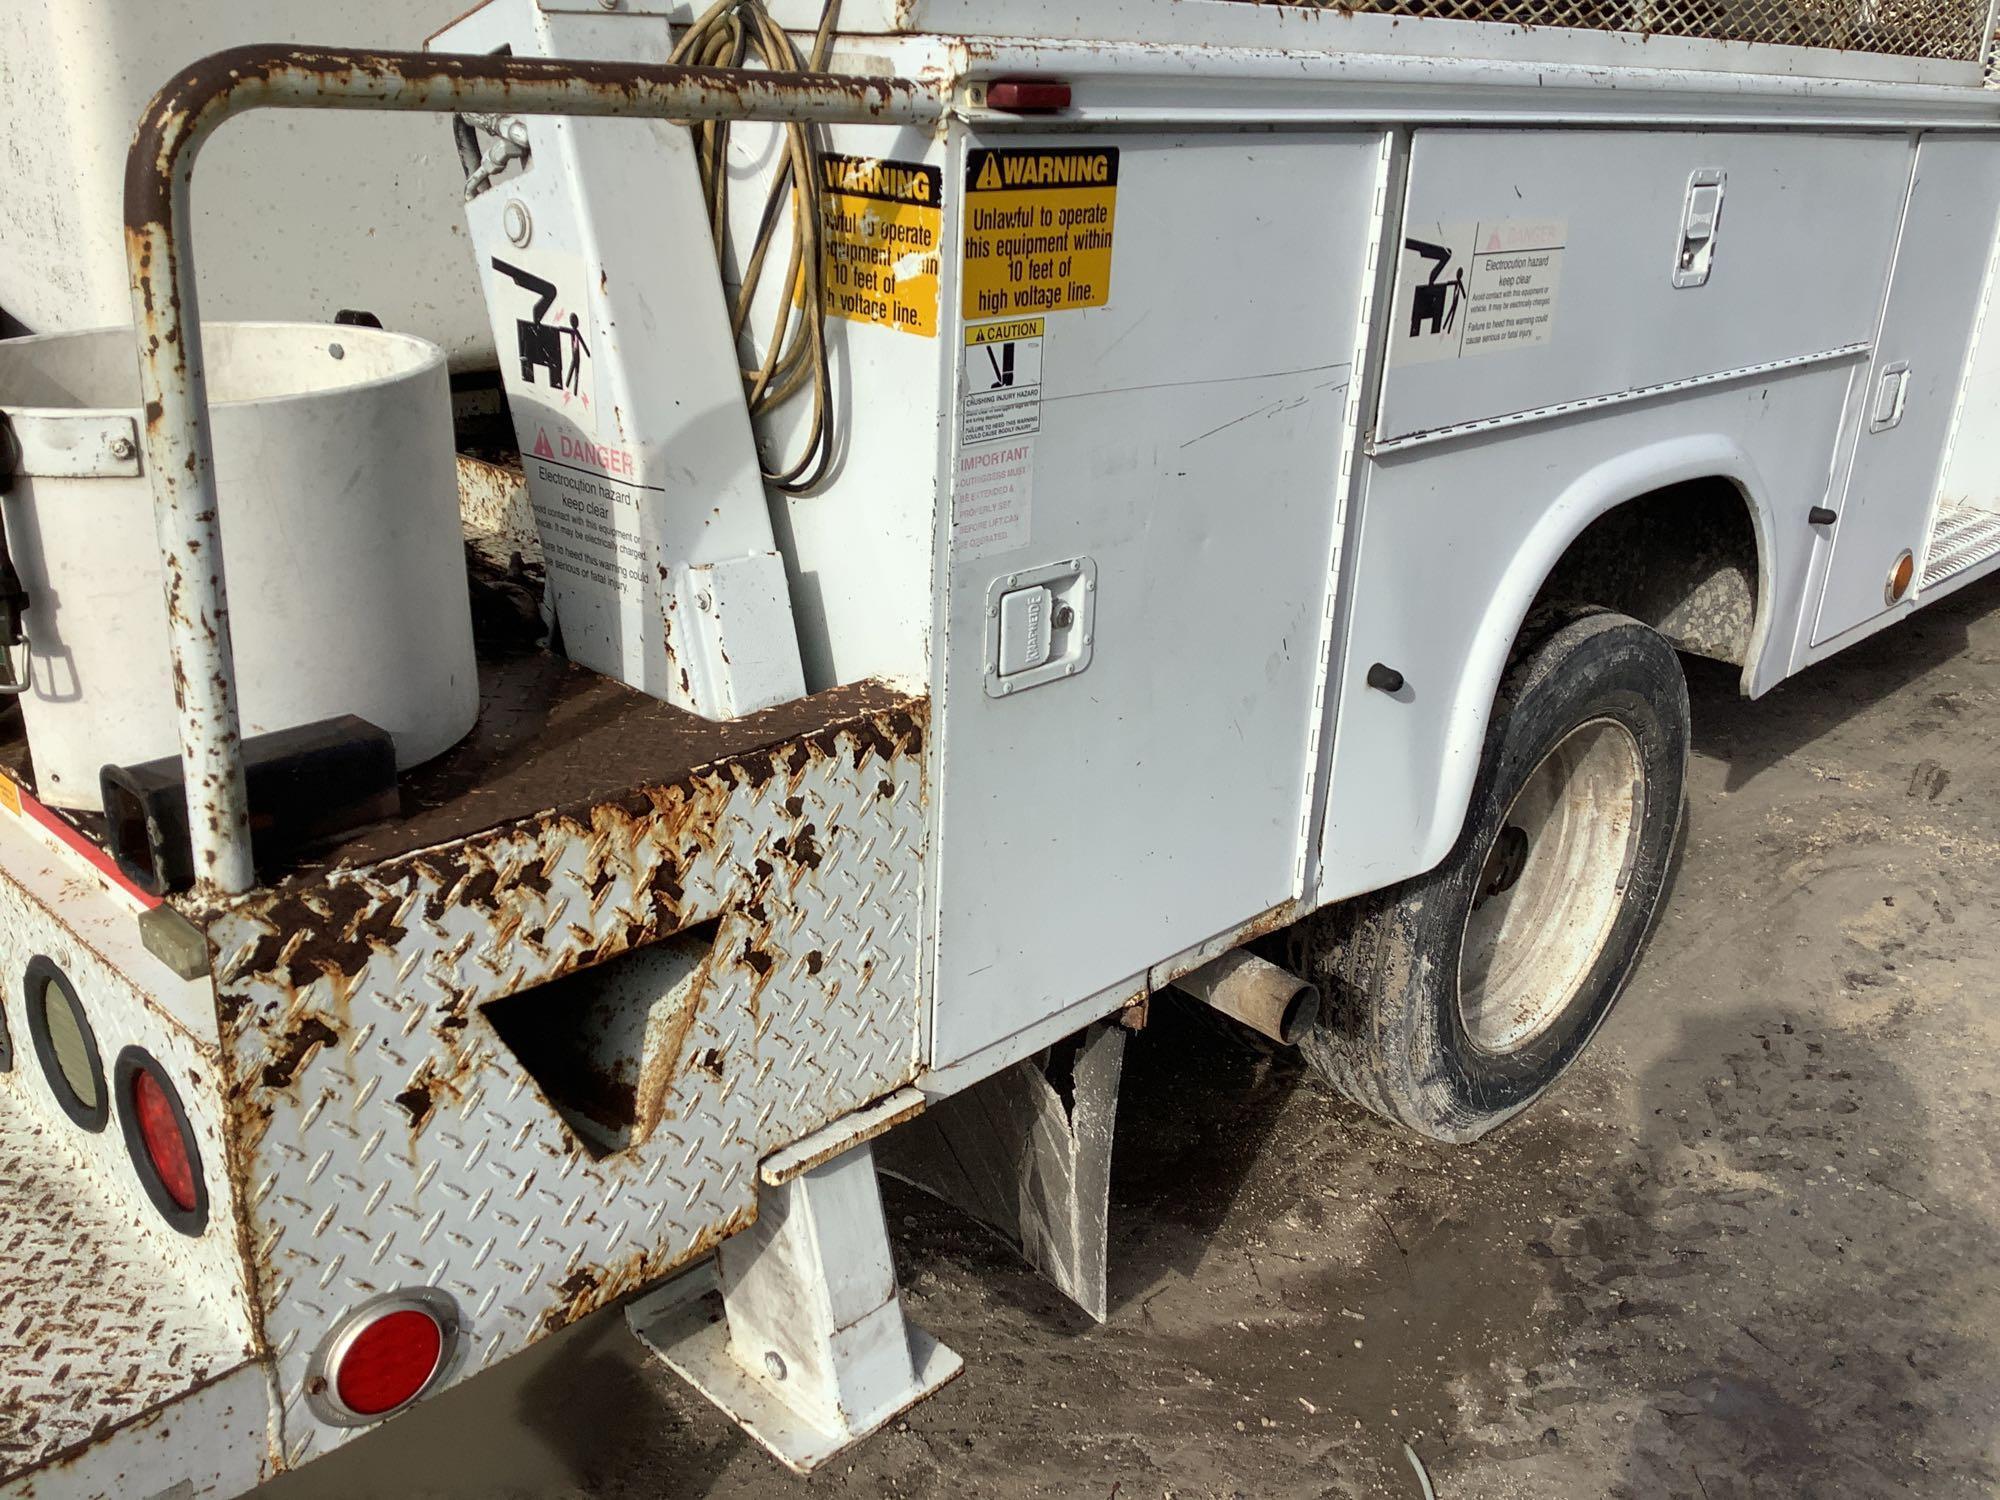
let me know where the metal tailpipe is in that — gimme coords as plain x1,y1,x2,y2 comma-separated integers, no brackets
1170,949,1319,1045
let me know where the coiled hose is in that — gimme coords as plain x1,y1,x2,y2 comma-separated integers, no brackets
669,0,842,495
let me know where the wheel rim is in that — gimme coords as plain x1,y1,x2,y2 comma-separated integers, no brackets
1458,717,1646,1055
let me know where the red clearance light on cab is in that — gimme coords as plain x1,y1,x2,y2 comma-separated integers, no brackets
114,1046,207,1235
308,1290,461,1427
986,79,1072,113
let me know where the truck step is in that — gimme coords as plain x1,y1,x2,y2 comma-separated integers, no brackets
1922,500,2000,591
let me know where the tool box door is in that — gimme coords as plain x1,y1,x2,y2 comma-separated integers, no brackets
1813,137,2000,646
928,130,1382,1069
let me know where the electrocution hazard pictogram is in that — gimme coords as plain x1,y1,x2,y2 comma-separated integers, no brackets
820,153,943,337
963,147,1118,318
1391,217,1568,368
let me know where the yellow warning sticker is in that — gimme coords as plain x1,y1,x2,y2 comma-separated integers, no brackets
819,153,943,337
965,317,1045,348
962,147,1119,319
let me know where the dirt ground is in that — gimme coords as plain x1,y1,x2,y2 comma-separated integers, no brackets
266,581,2000,1500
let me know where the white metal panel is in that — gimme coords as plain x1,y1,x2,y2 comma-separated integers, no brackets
0,0,488,359
1934,187,2000,519
447,0,806,719
1378,130,1911,444
1813,136,2000,643
723,111,951,694
1320,370,1850,903
930,130,1380,1068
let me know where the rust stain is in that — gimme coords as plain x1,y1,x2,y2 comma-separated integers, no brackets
393,1079,435,1130
259,1015,338,1090
538,1200,757,1334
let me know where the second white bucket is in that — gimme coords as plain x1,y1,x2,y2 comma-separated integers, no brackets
0,321,478,809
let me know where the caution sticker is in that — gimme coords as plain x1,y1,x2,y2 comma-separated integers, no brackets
820,153,943,337
961,318,1044,446
1391,217,1568,368
962,147,1118,318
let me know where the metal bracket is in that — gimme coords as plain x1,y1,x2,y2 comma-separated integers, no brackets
0,411,141,479
626,1140,962,1472
876,1020,1126,1321
459,113,532,200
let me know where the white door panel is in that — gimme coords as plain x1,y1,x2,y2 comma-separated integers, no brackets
1812,136,2000,645
1380,130,1911,443
930,131,1381,1068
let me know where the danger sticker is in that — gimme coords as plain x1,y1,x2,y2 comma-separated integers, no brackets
1391,218,1568,368
961,318,1044,446
820,153,943,337
962,147,1118,318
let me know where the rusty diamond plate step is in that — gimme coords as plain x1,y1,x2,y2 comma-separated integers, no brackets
0,1101,255,1486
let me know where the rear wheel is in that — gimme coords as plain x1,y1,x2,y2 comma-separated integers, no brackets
1287,609,1688,1142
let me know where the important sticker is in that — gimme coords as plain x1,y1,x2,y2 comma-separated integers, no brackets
819,153,943,337
954,440,1034,558
962,147,1118,318
961,318,1044,446
1391,218,1568,368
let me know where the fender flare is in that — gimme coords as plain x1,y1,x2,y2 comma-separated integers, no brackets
1417,433,1775,878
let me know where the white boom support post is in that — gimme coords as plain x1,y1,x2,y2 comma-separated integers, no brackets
627,1142,961,1473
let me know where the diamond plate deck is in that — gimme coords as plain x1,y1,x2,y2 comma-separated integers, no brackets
0,1106,253,1487
196,687,929,1470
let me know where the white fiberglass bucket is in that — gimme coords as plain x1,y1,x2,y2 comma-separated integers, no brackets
0,322,478,808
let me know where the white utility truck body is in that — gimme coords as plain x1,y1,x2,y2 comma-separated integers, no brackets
3,0,2000,1493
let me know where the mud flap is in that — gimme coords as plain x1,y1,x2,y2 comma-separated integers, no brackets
876,1021,1127,1322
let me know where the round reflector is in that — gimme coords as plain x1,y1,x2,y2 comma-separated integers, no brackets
335,1310,444,1417
307,1289,461,1427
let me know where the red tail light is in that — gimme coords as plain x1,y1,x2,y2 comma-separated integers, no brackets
308,1290,462,1426
132,1067,196,1209
114,1046,207,1234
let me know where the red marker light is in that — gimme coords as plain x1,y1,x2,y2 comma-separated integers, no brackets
986,79,1072,113
116,1046,206,1233
132,1066,197,1211
332,1309,445,1419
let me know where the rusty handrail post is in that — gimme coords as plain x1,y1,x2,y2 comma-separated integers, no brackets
121,45,940,897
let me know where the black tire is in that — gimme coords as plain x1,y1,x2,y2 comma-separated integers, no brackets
1285,608,1689,1143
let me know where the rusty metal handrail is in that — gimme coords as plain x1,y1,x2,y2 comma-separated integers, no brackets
124,45,942,897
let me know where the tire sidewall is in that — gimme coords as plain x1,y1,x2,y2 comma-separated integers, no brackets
1415,613,1688,1121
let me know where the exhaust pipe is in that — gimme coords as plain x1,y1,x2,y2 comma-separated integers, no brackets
1170,950,1319,1045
